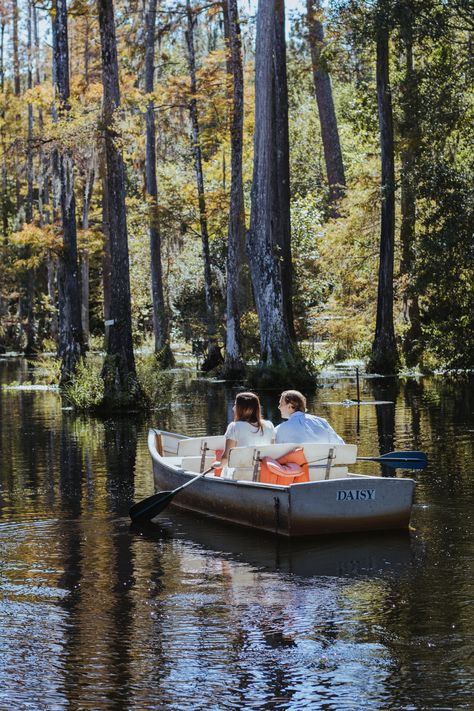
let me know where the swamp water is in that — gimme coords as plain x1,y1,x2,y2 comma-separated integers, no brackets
0,358,473,710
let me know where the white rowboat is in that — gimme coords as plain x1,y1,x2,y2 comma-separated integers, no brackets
147,429,416,537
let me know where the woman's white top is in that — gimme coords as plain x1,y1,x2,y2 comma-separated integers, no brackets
224,419,275,446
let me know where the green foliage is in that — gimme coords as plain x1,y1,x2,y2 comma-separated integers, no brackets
62,352,176,412
63,358,105,410
0,0,473,375
291,193,332,337
34,356,62,385
135,353,175,405
416,165,474,368
239,310,261,359
323,318,372,363
246,350,318,391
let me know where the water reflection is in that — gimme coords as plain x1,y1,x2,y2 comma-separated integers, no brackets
131,512,415,580
1,360,474,710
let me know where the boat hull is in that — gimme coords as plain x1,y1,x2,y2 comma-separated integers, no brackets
149,431,415,537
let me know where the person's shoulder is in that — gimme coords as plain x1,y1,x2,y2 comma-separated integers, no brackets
232,420,249,432
225,420,237,438
262,418,275,431
306,413,328,425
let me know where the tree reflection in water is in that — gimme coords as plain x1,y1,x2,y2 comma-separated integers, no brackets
1,364,474,710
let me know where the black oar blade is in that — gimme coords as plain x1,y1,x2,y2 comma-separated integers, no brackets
380,457,427,470
380,451,427,469
357,451,428,470
383,450,427,462
129,490,176,522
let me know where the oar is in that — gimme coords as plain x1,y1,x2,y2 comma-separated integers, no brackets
129,463,218,523
357,450,427,470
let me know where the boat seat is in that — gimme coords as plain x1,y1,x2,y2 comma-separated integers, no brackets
163,456,183,469
156,430,187,455
228,442,357,483
232,465,349,482
180,455,215,473
176,435,226,458
308,465,349,481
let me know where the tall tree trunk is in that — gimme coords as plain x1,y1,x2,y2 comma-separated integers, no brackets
274,0,295,339
185,0,222,371
0,19,8,238
99,144,112,340
80,158,95,348
35,4,56,342
368,25,399,374
24,0,37,355
306,0,346,207
97,0,143,408
247,0,298,368
53,0,83,382
145,0,173,366
399,22,422,367
222,0,245,375
13,0,32,350
12,0,21,212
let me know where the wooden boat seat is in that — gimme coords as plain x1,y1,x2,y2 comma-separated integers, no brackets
228,442,357,483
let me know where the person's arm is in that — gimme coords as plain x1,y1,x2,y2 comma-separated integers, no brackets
219,438,237,467
215,422,237,467
269,421,276,443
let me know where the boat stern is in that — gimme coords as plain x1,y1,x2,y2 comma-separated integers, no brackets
288,475,415,536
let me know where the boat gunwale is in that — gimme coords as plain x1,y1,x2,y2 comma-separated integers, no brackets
147,428,410,490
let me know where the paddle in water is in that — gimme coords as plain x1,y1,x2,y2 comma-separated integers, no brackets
357,450,427,470
129,463,218,523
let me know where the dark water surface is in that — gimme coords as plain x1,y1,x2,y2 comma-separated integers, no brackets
1,359,473,710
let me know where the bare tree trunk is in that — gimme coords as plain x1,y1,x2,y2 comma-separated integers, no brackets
24,0,37,355
145,0,173,366
247,0,298,368
185,0,222,371
306,0,346,207
274,0,295,339
97,0,143,408
53,0,84,382
80,159,95,348
222,0,245,375
12,0,21,212
47,251,57,341
99,146,111,335
399,22,422,367
368,25,399,374
0,19,8,238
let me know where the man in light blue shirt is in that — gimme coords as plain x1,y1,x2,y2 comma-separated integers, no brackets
275,390,344,444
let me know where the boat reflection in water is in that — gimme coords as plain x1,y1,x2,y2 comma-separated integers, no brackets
131,507,416,579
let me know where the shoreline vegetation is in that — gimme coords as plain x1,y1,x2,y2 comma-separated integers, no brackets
3,343,472,415
0,1,472,409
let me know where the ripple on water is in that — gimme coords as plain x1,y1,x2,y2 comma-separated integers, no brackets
1,367,474,710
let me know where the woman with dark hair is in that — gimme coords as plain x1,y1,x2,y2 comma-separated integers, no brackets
217,392,275,472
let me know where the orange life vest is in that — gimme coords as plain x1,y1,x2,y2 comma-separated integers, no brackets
260,448,309,485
